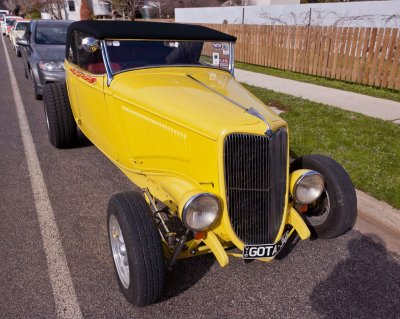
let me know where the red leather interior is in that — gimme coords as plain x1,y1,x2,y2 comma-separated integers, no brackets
87,63,121,75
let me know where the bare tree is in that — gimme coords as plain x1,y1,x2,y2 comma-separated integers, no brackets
40,0,67,19
127,0,143,19
1,0,71,18
17,0,41,16
110,0,125,18
110,0,143,19
2,0,17,12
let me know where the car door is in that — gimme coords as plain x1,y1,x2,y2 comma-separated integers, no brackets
69,32,116,160
19,21,34,75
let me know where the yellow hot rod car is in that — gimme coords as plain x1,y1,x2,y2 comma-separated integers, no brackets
43,20,357,306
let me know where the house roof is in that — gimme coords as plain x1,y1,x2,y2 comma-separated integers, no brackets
66,20,236,57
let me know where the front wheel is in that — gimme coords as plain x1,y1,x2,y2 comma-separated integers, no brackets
15,46,21,57
107,191,165,307
290,155,357,239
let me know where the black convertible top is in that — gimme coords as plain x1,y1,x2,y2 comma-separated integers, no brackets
66,20,236,58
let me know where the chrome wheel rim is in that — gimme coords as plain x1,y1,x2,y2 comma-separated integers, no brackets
306,188,331,226
109,215,130,289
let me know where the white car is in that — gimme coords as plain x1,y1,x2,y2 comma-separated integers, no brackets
0,10,9,22
2,16,22,36
0,15,7,35
10,19,30,56
0,11,9,33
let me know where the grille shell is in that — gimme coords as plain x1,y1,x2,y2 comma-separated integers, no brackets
223,128,288,245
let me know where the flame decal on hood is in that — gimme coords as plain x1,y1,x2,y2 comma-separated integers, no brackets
69,67,97,84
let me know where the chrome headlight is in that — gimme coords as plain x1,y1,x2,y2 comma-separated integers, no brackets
292,171,324,204
39,61,64,71
182,193,221,231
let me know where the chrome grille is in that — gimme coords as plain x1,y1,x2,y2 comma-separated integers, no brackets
224,128,288,245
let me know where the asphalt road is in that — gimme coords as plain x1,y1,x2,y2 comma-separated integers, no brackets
1,34,399,319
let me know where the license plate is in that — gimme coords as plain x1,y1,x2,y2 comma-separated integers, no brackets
242,230,291,259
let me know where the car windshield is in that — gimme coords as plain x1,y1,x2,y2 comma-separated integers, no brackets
105,39,233,73
35,24,69,45
16,21,29,30
6,18,18,26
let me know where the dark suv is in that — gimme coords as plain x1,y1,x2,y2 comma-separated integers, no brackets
18,19,72,99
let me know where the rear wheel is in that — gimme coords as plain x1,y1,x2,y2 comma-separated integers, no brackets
107,191,165,307
290,155,357,239
43,83,77,148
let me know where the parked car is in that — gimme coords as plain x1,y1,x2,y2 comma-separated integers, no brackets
1,16,22,36
0,11,9,27
43,20,357,307
0,11,10,31
17,19,72,99
10,19,30,56
6,17,17,37
5,16,23,37
0,14,4,32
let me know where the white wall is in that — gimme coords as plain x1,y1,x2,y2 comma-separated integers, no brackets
40,12,52,19
254,0,300,5
177,6,244,24
67,0,81,20
175,1,400,28
40,0,80,20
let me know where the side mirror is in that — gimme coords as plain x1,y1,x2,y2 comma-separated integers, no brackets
16,38,29,46
82,37,99,53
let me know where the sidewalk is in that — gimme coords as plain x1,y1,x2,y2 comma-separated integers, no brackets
235,68,400,255
235,69,400,124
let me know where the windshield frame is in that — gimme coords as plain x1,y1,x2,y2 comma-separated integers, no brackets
100,39,235,86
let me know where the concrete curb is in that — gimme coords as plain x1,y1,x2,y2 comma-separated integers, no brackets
355,190,400,256
356,189,400,235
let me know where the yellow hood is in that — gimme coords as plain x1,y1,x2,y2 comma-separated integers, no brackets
110,67,283,139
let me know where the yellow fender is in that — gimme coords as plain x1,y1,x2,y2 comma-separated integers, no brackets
287,206,311,240
202,231,229,267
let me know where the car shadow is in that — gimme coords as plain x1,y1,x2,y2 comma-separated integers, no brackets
158,253,215,302
289,149,299,160
73,130,93,148
275,231,303,260
310,233,400,318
